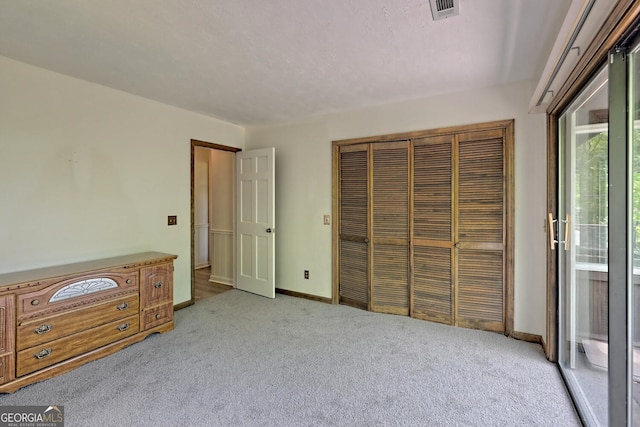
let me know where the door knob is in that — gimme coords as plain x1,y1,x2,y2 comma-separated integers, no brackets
266,228,273,233
454,242,460,248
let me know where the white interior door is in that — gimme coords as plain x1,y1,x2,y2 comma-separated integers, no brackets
236,147,275,298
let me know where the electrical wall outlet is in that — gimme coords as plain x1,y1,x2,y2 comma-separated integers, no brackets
304,270,309,279
168,215,177,226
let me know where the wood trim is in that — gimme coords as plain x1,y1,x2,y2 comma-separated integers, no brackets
452,133,460,327
546,114,559,362
511,330,543,345
275,288,332,304
173,300,193,311
547,0,640,115
190,139,241,307
504,120,515,337
408,137,415,317
367,145,374,312
338,296,369,310
191,139,242,152
332,143,340,304
333,119,514,147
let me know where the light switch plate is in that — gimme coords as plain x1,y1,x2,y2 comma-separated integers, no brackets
168,215,177,226
323,214,331,225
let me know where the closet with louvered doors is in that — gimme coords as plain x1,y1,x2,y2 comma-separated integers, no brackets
333,119,513,335
337,143,369,310
412,134,455,325
370,141,410,315
455,128,509,333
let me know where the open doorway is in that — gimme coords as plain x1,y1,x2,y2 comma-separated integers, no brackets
190,139,240,304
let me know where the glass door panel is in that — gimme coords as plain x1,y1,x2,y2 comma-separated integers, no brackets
559,65,609,426
631,43,640,425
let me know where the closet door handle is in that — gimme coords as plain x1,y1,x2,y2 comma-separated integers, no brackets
454,242,460,248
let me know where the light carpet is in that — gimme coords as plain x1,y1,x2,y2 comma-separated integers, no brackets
0,290,579,426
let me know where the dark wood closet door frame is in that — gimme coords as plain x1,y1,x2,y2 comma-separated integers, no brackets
332,119,515,337
544,0,640,362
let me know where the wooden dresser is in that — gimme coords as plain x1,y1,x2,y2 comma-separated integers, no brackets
0,252,177,393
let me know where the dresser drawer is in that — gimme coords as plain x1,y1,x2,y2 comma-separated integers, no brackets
141,303,173,331
17,293,139,351
17,270,138,320
17,314,139,377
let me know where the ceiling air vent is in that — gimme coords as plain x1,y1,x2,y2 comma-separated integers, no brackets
430,0,460,20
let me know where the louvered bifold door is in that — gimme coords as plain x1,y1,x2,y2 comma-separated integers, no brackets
455,129,506,333
412,135,454,324
371,142,409,315
338,144,370,310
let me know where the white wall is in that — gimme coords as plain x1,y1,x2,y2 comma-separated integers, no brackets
245,79,549,338
194,147,210,268
0,54,549,337
209,149,234,285
0,56,244,305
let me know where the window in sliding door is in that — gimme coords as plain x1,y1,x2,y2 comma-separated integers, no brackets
630,42,640,425
558,65,609,426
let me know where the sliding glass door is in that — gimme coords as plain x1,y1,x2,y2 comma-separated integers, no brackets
558,65,609,426
630,42,640,425
557,33,640,427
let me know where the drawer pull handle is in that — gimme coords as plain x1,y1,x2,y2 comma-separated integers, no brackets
154,282,163,289
117,322,130,332
126,279,132,284
155,313,162,320
34,348,52,360
30,299,40,306
33,324,52,335
116,302,129,311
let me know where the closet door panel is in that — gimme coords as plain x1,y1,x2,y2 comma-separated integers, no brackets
339,240,369,309
339,145,369,309
413,135,453,241
457,249,504,332
412,136,454,321
413,246,453,324
372,244,409,314
457,132,504,244
371,142,409,314
456,130,505,332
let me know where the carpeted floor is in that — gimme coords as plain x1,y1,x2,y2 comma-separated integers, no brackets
0,290,579,426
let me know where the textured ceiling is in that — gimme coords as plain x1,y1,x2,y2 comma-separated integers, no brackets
0,0,571,126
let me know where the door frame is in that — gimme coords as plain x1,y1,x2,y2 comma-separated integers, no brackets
187,139,241,308
332,119,515,337
544,0,640,362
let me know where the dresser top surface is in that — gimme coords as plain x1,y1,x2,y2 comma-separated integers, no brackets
0,252,177,288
